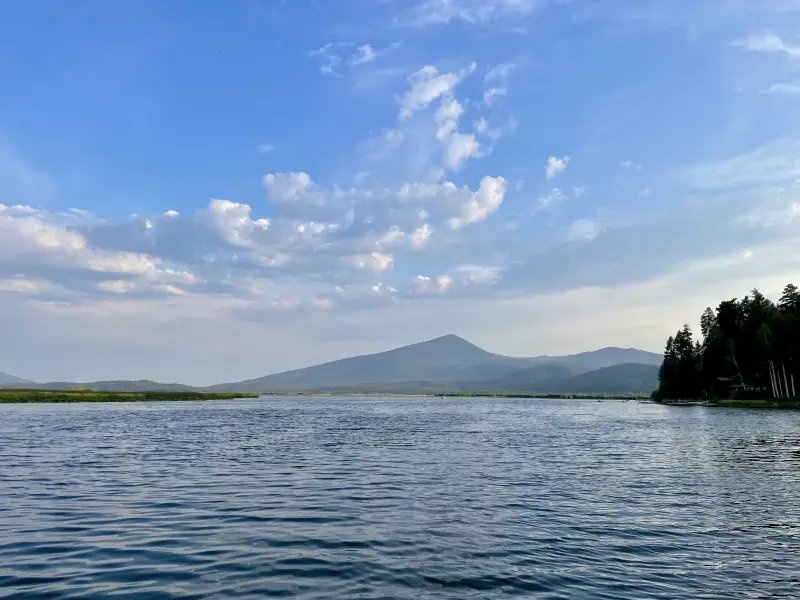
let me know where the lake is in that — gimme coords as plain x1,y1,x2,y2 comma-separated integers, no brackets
1,397,799,599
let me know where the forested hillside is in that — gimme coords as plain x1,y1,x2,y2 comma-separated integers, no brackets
656,284,799,401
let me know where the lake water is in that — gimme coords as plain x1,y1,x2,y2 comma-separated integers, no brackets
1,397,799,599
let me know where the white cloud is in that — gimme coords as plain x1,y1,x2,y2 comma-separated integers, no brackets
447,175,506,229
442,133,482,171
310,43,345,74
434,98,465,140
620,160,642,170
737,32,800,57
414,274,452,294
408,0,539,27
410,223,433,249
0,214,87,254
677,139,800,190
256,143,276,154
484,86,508,105
485,63,514,82
566,218,603,242
354,252,394,271
454,264,502,285
264,172,314,202
164,210,180,217
546,156,570,179
207,199,271,247
536,188,564,210
0,278,62,295
0,210,199,289
363,129,405,161
98,280,137,294
535,186,585,213
374,226,406,248
740,201,800,227
764,82,800,94
399,65,472,120
351,44,377,65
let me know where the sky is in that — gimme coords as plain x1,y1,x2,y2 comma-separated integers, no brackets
2,0,800,385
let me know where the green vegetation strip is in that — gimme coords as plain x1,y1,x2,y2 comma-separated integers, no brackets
0,390,259,403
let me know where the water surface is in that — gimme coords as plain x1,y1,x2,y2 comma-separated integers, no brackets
2,397,799,598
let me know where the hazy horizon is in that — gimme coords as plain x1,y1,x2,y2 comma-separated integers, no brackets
2,2,798,384
2,335,661,387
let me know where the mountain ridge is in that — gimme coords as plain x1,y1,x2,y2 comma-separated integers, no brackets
0,372,36,387
210,335,661,394
2,335,662,394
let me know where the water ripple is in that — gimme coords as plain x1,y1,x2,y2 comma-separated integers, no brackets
1,397,800,598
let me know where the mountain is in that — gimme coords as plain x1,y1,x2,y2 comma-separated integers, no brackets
483,363,658,395
210,335,537,393
35,380,200,392
0,372,36,387
476,364,577,391
525,347,662,371
558,363,659,394
212,336,662,394
1,337,663,395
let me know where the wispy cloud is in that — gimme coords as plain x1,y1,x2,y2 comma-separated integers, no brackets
406,0,540,27
676,139,800,190
256,143,276,154
736,32,800,57
351,44,377,65
763,81,800,95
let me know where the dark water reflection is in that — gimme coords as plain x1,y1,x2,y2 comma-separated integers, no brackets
1,397,799,598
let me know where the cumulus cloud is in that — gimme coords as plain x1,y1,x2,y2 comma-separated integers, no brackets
447,176,506,229
353,252,395,271
418,76,483,171
414,274,452,294
442,133,482,171
207,199,271,247
546,156,570,179
0,209,199,290
399,64,474,120
410,223,433,249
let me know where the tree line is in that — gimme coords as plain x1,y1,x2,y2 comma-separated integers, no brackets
656,284,799,401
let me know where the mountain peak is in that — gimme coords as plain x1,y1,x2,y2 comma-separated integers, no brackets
427,334,470,344
413,334,486,353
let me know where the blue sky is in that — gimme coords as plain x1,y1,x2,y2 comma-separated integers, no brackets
2,0,800,384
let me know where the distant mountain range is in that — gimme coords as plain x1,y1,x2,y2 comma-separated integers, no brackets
1,335,662,395
0,372,35,387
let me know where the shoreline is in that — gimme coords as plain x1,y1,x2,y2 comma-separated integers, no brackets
0,390,259,403
1,389,649,403
657,399,800,408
